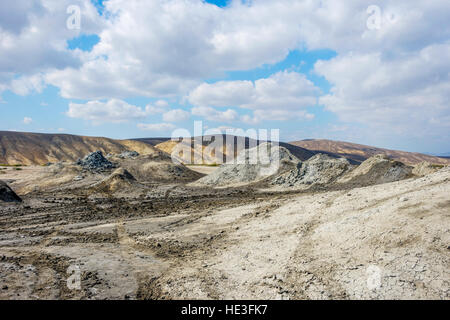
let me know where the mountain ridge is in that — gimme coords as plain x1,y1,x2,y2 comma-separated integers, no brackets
0,131,448,166
290,139,450,165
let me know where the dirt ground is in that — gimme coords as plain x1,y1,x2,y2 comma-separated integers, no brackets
0,165,449,300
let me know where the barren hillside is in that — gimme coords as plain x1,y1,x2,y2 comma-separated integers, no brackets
290,139,450,165
156,135,316,164
0,131,158,165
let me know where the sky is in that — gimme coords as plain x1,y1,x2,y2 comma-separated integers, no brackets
0,0,449,154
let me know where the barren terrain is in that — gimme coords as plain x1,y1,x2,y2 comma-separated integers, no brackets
1,156,449,300
290,139,450,165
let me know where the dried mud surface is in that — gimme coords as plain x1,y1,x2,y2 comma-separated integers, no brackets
0,167,449,300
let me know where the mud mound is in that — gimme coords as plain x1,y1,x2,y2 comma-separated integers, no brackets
337,154,413,186
106,150,140,162
0,180,22,202
194,143,299,187
116,151,140,159
272,153,352,188
119,153,203,183
92,168,137,193
412,161,445,177
76,151,115,172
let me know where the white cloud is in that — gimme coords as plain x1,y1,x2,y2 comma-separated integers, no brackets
188,80,254,108
137,122,176,131
45,0,449,100
188,71,319,124
67,99,149,123
23,117,33,124
162,109,190,122
241,109,314,125
43,0,318,99
145,100,170,115
315,43,450,138
189,71,319,110
10,74,45,96
191,106,238,123
0,0,103,95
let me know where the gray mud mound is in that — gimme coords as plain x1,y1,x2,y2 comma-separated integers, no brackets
194,143,299,187
108,150,140,160
412,161,445,177
118,150,139,158
91,168,137,193
272,153,352,189
338,154,413,186
76,151,115,172
119,152,203,183
0,180,22,202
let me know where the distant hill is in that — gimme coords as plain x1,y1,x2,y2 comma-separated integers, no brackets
289,139,450,165
2,131,447,166
154,135,316,164
0,131,158,165
133,137,171,146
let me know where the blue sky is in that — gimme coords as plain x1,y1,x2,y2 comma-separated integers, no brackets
0,0,449,154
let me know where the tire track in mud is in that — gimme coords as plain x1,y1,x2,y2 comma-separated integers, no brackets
141,198,295,299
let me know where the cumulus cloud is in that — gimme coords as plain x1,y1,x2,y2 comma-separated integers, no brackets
67,99,149,124
188,71,319,124
0,0,102,95
189,71,319,109
315,43,450,138
145,100,170,115
137,123,176,131
10,74,45,96
23,117,33,125
44,0,318,99
191,106,238,123
242,109,314,125
162,109,190,122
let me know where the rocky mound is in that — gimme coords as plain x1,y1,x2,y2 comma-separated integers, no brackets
272,153,352,188
193,143,299,187
76,151,115,172
412,161,445,177
116,150,140,159
92,168,137,193
0,180,22,202
119,152,204,183
337,154,413,186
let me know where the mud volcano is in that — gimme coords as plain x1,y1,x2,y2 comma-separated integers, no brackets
0,180,22,202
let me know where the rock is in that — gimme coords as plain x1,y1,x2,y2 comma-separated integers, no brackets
272,153,352,188
91,168,136,193
194,143,299,187
76,151,115,172
412,161,444,177
117,151,139,159
337,154,413,186
0,180,22,203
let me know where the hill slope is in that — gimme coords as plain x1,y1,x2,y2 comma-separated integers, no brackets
156,135,316,164
290,139,450,165
0,131,158,165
